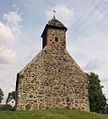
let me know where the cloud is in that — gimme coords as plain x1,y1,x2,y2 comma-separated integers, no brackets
0,46,16,64
0,21,15,46
0,11,23,65
3,11,23,36
84,59,104,70
0,21,16,64
46,5,74,25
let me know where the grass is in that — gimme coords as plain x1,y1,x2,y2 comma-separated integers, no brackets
0,109,108,119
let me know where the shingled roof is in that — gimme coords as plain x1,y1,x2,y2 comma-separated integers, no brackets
41,17,67,38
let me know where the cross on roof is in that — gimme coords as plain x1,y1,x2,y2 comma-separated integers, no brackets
52,10,56,19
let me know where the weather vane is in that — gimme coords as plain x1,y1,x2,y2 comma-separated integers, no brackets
52,10,56,19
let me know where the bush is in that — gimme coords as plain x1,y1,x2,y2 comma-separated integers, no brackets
0,104,13,111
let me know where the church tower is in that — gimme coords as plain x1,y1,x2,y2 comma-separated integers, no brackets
15,17,89,111
41,17,67,50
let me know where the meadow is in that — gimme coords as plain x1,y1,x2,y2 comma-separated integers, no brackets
0,109,108,119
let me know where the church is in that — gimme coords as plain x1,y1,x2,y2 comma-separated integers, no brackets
15,16,89,111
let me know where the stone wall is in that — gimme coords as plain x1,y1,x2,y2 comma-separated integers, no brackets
15,19,89,111
16,46,89,111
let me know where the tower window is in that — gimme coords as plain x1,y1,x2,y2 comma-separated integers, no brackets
55,37,58,42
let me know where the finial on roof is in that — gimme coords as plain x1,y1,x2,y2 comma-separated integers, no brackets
52,10,56,19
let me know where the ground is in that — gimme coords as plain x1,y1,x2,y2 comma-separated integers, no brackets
0,109,108,119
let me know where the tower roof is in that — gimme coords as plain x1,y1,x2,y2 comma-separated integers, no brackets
41,17,67,38
48,18,65,27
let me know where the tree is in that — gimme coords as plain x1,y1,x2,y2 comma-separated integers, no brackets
6,91,15,104
86,72,107,113
0,88,4,103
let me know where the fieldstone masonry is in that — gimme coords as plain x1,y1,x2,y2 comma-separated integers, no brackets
15,17,90,111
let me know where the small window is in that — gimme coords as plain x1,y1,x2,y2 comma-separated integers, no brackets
55,37,58,42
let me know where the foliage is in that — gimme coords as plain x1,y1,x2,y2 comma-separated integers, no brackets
0,109,108,119
86,72,107,114
105,104,108,114
0,88,4,103
6,91,15,103
0,104,13,111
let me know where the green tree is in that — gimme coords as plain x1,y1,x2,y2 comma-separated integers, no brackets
6,91,15,103
0,88,4,103
86,72,107,113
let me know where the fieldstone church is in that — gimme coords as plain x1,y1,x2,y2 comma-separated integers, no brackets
15,17,89,111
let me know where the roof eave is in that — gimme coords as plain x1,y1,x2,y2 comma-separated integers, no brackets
41,24,67,38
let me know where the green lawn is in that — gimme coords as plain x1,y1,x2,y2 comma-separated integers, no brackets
0,109,108,119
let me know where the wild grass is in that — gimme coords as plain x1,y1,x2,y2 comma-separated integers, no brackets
0,109,108,119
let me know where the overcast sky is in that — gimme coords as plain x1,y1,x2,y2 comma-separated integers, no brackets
0,0,108,102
